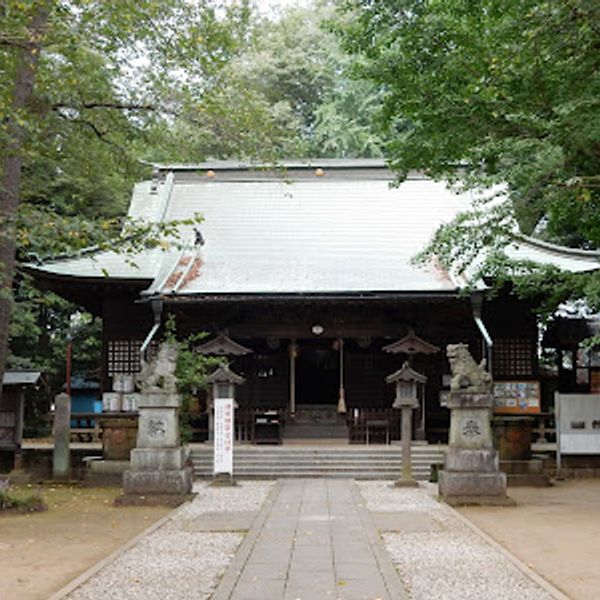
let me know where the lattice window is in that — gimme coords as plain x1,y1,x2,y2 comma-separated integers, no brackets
493,338,535,378
107,340,157,375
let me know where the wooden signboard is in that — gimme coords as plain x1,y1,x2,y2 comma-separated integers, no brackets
493,381,541,414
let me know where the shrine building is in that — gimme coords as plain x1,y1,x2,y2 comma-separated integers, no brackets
26,160,600,444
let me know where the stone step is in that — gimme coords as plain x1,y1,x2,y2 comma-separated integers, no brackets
191,457,438,464
192,465,431,473
190,452,444,460
189,446,445,454
190,449,445,456
193,471,429,480
190,453,445,462
191,459,442,467
189,445,445,480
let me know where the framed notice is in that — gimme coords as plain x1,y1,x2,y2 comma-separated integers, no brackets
493,381,541,414
590,371,600,394
213,398,234,476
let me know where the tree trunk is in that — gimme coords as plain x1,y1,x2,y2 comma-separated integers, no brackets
0,6,50,404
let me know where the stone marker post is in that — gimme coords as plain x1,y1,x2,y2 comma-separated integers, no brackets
123,344,192,497
439,344,512,506
206,364,245,486
53,392,71,479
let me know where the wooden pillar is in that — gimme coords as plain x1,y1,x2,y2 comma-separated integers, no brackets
289,339,297,416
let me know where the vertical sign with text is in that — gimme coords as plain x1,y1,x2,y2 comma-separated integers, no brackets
213,398,234,476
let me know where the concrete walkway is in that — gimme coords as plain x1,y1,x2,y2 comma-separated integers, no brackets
213,479,407,600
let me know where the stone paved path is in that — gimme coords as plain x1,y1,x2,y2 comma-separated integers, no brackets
213,479,407,600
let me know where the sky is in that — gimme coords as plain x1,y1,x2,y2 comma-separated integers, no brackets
255,0,313,16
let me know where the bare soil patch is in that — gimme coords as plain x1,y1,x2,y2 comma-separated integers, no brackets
459,480,600,600
0,485,171,600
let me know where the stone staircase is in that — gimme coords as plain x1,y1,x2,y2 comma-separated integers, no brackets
189,444,446,480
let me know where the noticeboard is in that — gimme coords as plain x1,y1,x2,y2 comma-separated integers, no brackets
493,381,541,414
556,393,600,456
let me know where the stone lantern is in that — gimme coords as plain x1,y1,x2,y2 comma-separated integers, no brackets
207,363,245,404
386,362,427,487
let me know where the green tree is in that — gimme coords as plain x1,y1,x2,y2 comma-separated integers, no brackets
218,1,384,158
0,0,257,401
339,0,600,304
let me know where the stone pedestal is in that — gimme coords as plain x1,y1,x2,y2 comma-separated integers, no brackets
439,393,512,506
123,391,192,496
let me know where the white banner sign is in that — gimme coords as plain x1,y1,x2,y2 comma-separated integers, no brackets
214,398,234,475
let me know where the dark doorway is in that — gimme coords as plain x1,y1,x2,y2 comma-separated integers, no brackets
296,339,339,405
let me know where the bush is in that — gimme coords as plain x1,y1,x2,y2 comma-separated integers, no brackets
0,480,46,513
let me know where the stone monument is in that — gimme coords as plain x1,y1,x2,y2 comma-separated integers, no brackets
122,343,193,497
53,392,71,480
439,344,512,506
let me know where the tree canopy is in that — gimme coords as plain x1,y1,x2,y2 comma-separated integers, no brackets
2,0,386,403
339,0,600,310
0,0,259,398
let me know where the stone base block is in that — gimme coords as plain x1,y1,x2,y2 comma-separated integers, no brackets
123,467,193,495
209,473,237,487
442,494,516,507
439,470,507,499
130,447,186,471
85,459,130,486
114,493,193,507
445,448,499,473
137,392,182,409
392,479,419,488
90,459,130,474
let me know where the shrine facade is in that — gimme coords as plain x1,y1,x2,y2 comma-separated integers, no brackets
28,160,600,443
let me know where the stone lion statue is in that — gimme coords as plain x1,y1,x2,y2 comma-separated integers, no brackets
447,343,492,394
137,342,178,394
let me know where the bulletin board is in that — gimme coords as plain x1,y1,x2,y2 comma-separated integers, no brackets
493,381,541,415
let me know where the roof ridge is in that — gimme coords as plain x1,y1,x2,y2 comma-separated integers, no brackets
150,158,390,172
513,234,600,259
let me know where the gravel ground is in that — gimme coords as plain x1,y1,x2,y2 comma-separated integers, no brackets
68,481,273,600
357,482,555,600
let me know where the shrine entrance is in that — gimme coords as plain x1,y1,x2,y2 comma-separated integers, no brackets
285,339,347,441
296,339,339,406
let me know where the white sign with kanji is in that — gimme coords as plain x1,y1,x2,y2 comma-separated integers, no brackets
213,398,234,475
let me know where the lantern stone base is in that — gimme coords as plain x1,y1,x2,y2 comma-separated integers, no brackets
209,472,237,487
123,467,193,495
393,478,419,488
